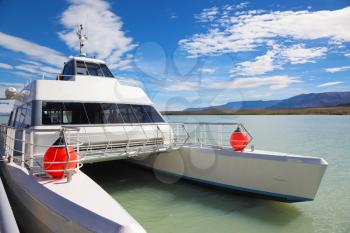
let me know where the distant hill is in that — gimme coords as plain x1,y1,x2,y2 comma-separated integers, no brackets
185,91,350,111
269,92,350,109
185,100,280,111
337,102,350,107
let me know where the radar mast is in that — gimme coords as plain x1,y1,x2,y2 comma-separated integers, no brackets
76,24,88,55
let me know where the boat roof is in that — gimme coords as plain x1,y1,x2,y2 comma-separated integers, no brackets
69,56,106,64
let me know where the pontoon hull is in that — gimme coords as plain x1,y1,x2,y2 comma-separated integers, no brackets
132,146,327,202
0,162,146,233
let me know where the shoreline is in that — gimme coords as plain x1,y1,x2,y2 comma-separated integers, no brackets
162,106,350,115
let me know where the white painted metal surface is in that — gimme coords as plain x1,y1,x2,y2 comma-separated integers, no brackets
0,176,20,233
0,162,146,233
34,78,152,104
131,146,327,202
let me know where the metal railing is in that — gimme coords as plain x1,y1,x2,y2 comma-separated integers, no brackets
0,125,81,179
0,121,253,178
178,122,253,148
69,122,190,162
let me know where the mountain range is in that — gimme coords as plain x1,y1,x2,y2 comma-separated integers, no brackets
185,91,350,111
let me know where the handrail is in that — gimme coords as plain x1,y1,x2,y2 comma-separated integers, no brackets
0,121,253,171
176,122,253,147
0,124,82,180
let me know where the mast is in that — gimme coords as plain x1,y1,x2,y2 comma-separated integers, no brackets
76,24,88,55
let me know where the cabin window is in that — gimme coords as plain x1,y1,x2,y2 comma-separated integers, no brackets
142,105,164,122
117,104,139,123
12,103,32,128
11,109,18,127
75,60,114,78
43,102,89,125
62,61,74,79
100,64,114,77
41,102,164,125
8,111,13,126
82,103,104,124
131,105,153,123
85,62,104,77
101,103,124,123
76,61,89,75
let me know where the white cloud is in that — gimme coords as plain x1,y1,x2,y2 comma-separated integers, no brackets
165,81,199,91
246,91,273,99
232,50,280,76
325,66,350,73
15,64,37,74
235,2,249,10
169,13,177,20
0,82,24,88
195,6,219,22
39,66,61,74
198,67,216,74
231,44,327,76
210,76,301,90
59,0,137,69
5,62,60,80
0,32,67,67
318,81,343,87
345,53,350,58
12,71,35,79
20,60,42,67
0,63,13,70
281,44,327,64
109,54,134,71
14,63,60,78
180,7,350,56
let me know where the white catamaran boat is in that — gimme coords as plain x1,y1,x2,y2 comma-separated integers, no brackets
0,26,327,233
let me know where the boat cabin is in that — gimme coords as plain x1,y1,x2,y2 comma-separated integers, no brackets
57,56,114,81
7,56,164,130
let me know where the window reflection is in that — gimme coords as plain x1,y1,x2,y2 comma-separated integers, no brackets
74,61,114,78
42,102,164,125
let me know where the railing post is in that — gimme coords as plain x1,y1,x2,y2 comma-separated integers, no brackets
21,130,25,167
29,130,34,167
221,124,224,146
76,129,80,159
139,124,150,153
9,128,15,163
199,124,202,147
62,128,72,182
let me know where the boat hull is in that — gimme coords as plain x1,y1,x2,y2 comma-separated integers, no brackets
131,146,328,202
0,162,146,233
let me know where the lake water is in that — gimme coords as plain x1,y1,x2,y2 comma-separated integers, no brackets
84,115,350,233
2,115,349,233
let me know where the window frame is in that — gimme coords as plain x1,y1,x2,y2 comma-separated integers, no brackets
73,60,114,78
40,102,164,126
62,60,75,79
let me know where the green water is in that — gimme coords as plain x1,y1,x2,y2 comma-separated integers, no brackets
83,115,350,233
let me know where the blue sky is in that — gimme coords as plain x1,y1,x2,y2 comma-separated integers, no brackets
0,0,350,111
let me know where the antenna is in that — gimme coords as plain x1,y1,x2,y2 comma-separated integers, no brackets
76,24,88,55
